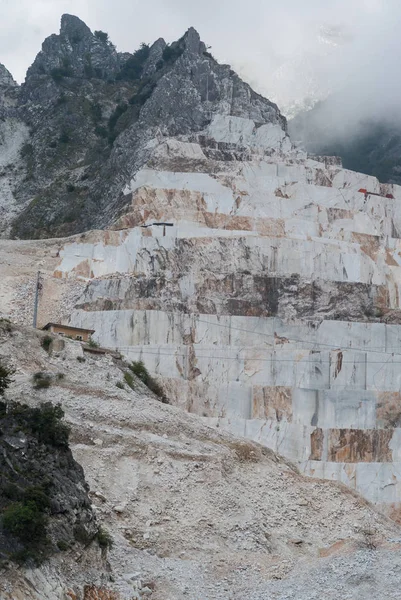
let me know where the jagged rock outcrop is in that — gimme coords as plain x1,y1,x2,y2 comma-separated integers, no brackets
25,14,120,85
0,400,97,563
0,15,286,240
0,64,17,88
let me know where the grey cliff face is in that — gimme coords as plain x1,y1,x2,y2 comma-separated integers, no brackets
1,16,287,239
25,14,120,85
0,400,96,563
0,64,17,87
142,38,167,77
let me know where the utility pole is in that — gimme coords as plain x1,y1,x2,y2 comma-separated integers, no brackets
32,271,41,328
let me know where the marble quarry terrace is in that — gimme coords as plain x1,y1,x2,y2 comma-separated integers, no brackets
18,112,394,518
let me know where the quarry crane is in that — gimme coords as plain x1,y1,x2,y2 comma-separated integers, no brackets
141,222,174,236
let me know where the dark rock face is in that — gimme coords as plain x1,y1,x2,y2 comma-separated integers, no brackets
25,14,120,83
0,401,96,564
0,64,17,88
2,15,286,240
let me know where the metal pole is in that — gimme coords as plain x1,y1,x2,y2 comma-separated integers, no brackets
33,271,40,328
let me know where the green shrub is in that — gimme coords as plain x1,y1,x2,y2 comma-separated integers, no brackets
50,64,73,82
108,102,128,131
0,363,14,396
2,482,23,501
59,130,71,144
20,143,33,159
57,540,69,551
129,82,156,107
94,30,109,43
29,402,70,447
124,372,135,389
41,335,53,353
95,125,108,138
97,526,113,550
117,43,150,81
128,361,164,398
23,485,51,510
32,372,52,389
116,381,124,389
2,501,48,545
147,377,164,398
88,338,100,348
10,401,70,448
162,43,184,63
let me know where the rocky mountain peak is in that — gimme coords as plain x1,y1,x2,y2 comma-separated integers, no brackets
142,37,166,77
0,64,17,87
60,13,92,41
4,15,288,240
182,27,206,55
25,13,119,83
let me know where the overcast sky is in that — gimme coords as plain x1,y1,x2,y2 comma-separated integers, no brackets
0,0,399,118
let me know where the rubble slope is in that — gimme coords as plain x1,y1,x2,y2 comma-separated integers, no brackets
1,320,401,599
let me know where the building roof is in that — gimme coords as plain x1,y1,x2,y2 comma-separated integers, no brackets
42,323,95,334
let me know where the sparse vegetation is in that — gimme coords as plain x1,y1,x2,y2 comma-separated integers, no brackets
20,143,33,159
88,338,100,348
2,499,49,563
32,372,52,389
94,30,109,43
128,361,164,398
97,526,113,550
162,43,184,63
108,102,128,131
50,58,73,82
360,524,377,550
7,401,70,448
76,355,86,363
41,335,53,353
0,402,80,565
59,130,71,144
129,80,156,107
124,371,135,389
117,43,150,81
57,539,70,551
0,362,14,396
116,381,125,389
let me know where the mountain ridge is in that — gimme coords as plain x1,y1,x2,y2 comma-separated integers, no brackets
0,14,287,240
